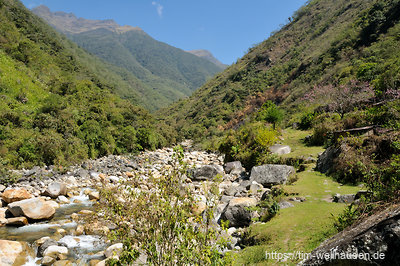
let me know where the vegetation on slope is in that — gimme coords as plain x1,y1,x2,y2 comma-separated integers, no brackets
164,0,400,145
0,0,175,170
33,6,225,110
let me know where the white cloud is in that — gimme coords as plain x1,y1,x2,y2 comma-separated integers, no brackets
152,1,163,18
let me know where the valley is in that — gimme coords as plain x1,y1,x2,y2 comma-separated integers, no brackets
1,0,400,265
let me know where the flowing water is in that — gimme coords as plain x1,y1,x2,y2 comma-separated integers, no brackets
0,188,107,265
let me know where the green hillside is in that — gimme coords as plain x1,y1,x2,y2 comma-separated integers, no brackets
0,0,173,169
32,6,225,110
164,0,400,142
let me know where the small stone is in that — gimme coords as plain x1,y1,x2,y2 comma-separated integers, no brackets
6,217,28,226
57,196,70,204
53,260,73,266
41,256,56,266
104,243,123,258
88,191,100,201
75,224,84,236
43,245,68,259
125,172,134,178
56,228,67,236
38,239,58,257
70,213,79,221
78,210,94,215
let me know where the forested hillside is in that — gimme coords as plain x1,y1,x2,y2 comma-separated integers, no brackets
165,0,400,143
33,5,225,110
0,0,174,170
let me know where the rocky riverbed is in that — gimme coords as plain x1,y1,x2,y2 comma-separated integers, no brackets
0,141,296,265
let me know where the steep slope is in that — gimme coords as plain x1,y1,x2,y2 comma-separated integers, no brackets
0,0,171,169
164,0,400,141
187,49,228,69
32,5,225,110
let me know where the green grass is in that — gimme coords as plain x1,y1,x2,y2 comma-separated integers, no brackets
279,128,324,159
234,129,361,265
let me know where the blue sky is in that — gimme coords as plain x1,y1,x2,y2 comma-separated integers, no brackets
21,0,308,65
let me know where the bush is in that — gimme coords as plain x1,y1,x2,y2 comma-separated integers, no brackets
299,112,316,130
218,122,278,169
98,147,231,265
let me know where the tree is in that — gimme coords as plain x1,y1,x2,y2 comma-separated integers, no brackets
258,101,284,129
303,80,375,119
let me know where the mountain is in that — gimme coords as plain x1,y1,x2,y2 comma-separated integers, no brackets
164,0,400,142
0,0,173,169
30,5,141,34
187,49,228,69
32,5,225,110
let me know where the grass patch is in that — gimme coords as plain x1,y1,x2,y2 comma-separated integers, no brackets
279,128,324,159
235,129,361,265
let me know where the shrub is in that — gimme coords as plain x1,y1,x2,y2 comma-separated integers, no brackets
299,112,316,130
218,122,278,169
99,147,230,265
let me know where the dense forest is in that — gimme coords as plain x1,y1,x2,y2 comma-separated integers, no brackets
0,0,176,170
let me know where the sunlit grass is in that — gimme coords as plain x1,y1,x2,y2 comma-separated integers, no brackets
235,129,361,265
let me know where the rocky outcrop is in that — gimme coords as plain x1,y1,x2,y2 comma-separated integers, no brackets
0,240,34,265
315,145,342,174
300,204,400,265
8,198,55,220
250,164,295,187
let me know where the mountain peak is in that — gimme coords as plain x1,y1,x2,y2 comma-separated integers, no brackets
32,5,143,34
187,49,228,69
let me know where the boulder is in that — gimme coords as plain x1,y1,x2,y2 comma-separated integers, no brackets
2,188,32,203
188,165,224,181
0,240,33,265
269,144,291,155
43,182,67,199
8,198,55,220
219,197,257,228
224,161,245,175
250,164,295,187
300,204,400,265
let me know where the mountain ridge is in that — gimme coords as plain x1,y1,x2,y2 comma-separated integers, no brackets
187,49,228,69
32,5,225,110
32,5,142,34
